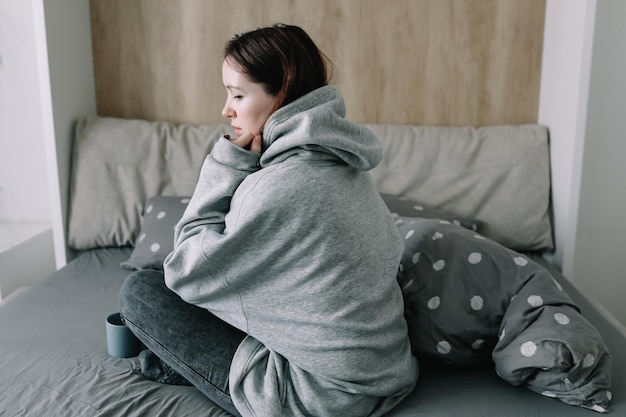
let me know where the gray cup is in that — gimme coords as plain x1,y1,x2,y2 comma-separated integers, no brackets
106,312,142,358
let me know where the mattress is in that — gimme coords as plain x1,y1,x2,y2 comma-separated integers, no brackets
0,248,623,416
0,248,231,417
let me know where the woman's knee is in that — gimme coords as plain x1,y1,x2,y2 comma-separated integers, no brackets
119,269,165,321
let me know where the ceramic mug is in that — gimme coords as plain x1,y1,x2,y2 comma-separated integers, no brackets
105,312,142,358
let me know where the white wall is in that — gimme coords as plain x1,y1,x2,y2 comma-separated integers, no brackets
540,0,626,326
538,0,596,276
0,0,95,267
0,0,51,222
40,0,96,267
573,0,626,324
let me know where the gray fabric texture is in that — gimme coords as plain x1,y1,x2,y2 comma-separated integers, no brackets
367,124,553,251
67,117,229,249
395,216,612,413
163,86,418,417
67,118,552,252
381,193,481,232
119,199,613,411
121,196,190,270
121,194,481,271
2,250,625,417
0,248,233,417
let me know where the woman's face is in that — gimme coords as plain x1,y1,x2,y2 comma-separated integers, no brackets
221,59,280,137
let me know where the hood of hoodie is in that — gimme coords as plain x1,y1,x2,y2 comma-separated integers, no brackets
259,86,382,171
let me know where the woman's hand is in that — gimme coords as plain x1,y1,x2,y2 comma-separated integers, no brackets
229,132,262,153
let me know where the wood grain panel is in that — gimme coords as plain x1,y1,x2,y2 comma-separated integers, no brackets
90,0,545,126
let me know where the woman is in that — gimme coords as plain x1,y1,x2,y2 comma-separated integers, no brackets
120,24,418,417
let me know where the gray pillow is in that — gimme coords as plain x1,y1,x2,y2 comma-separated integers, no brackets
368,124,553,252
121,196,189,270
381,193,481,232
121,194,480,270
395,216,501,365
395,216,612,412
68,118,552,252
67,116,229,250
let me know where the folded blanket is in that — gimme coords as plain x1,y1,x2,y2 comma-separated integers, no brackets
395,216,612,413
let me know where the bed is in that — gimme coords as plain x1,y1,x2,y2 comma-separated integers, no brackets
1,116,623,416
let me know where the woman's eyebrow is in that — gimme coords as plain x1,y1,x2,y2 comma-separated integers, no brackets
225,85,244,91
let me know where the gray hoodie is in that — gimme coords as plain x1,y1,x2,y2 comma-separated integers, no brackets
164,86,418,417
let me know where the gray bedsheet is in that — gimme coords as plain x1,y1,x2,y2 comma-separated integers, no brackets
0,249,624,416
0,248,230,417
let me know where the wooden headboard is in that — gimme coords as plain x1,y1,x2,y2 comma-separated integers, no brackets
89,0,545,127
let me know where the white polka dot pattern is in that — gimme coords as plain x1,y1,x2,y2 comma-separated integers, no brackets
432,260,445,271
393,215,611,411
554,312,570,325
427,296,440,310
521,341,537,357
122,196,191,270
527,295,544,308
436,341,451,355
468,252,482,264
380,193,482,232
401,278,413,292
583,353,596,368
514,256,528,266
411,252,420,264
472,339,484,350
470,295,484,311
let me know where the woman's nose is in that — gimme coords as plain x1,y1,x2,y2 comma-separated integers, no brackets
222,103,234,118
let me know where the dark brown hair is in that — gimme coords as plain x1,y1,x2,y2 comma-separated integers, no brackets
224,24,331,109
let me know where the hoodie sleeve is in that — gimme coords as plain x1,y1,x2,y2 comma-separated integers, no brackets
163,137,261,310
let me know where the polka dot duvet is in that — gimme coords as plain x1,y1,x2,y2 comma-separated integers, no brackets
395,216,612,413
